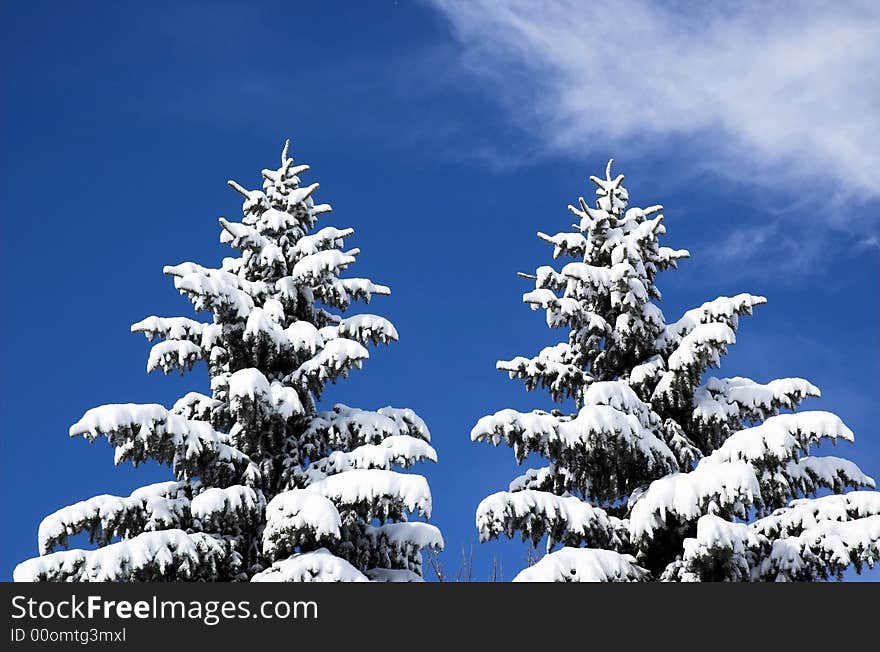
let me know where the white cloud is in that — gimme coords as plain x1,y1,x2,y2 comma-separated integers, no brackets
430,0,880,226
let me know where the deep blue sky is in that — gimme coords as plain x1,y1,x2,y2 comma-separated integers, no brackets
2,0,878,581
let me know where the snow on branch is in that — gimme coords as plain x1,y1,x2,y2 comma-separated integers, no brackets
288,338,369,395
692,376,820,436
662,514,762,582
753,491,880,540
368,522,444,552
171,392,223,421
293,226,355,258
228,368,305,421
477,490,627,551
656,293,766,352
364,568,424,582
190,485,263,532
334,314,399,345
290,249,356,285
775,456,874,500
38,481,191,555
757,516,880,581
513,547,647,582
263,491,342,560
304,404,431,455
305,469,432,521
497,342,590,402
69,403,260,487
309,277,391,310
164,262,265,319
629,460,761,544
472,405,678,502
536,230,589,259
15,530,234,582
251,548,368,583
707,411,855,469
302,436,437,483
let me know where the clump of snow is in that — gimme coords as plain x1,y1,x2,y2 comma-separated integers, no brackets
263,491,342,558
629,460,760,542
477,490,624,549
251,549,368,583
513,547,647,582
15,530,230,582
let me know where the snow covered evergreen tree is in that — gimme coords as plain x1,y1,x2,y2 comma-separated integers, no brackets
15,141,442,582
473,161,880,581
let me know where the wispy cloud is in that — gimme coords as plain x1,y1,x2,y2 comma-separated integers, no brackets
429,0,880,234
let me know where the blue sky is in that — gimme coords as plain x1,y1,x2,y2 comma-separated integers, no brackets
2,0,878,581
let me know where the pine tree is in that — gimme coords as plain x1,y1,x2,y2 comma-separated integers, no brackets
15,141,442,582
473,161,880,581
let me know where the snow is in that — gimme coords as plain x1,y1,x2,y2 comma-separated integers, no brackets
559,261,612,293
497,352,588,401
227,368,304,419
667,322,736,371
14,530,229,582
190,486,261,529
472,404,677,473
282,182,320,208
38,482,189,555
509,466,553,492
707,411,855,467
171,392,221,420
291,338,369,387
369,522,444,550
657,294,766,351
147,340,203,374
263,491,342,557
582,380,663,430
305,469,432,518
243,307,284,349
336,314,399,345
657,246,690,266
130,316,217,343
377,407,432,442
469,158,878,582
629,460,761,542
513,547,647,582
254,207,295,233
294,226,354,257
521,288,610,330
477,490,624,549
692,376,820,426
779,455,874,495
303,436,437,482
691,514,757,554
753,491,880,540
365,568,424,582
285,320,325,354
557,406,676,469
290,249,356,284
304,404,432,453
69,403,258,485
243,309,335,359
471,409,559,447
536,230,589,259
759,516,880,581
251,549,368,583
668,514,760,582
164,262,265,318
218,217,269,252
629,354,665,386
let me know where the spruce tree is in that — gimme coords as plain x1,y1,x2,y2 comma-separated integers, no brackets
16,141,442,582
473,161,880,581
